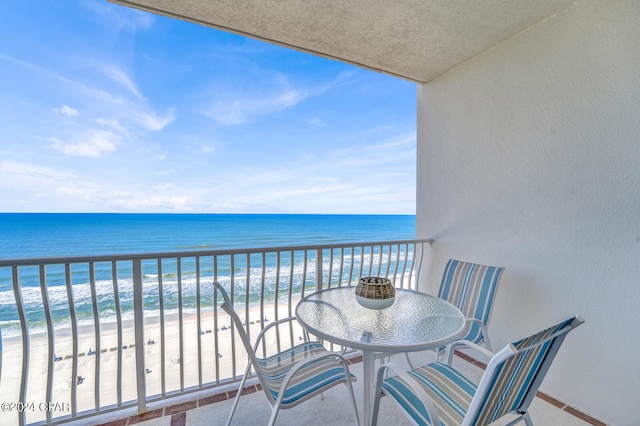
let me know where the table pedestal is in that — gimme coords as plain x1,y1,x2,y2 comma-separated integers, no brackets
361,350,376,426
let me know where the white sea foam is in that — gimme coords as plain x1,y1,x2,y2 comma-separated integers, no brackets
0,249,413,339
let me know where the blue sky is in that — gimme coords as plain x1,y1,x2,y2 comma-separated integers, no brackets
0,0,416,214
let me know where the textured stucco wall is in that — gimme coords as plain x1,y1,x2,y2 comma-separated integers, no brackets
416,0,640,424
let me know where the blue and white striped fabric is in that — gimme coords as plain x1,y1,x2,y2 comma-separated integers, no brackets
383,362,476,425
468,317,576,424
380,317,581,426
257,341,354,406
438,259,504,346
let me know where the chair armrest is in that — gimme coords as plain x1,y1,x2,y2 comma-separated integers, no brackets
252,316,300,352
374,363,442,426
445,339,495,365
465,317,492,350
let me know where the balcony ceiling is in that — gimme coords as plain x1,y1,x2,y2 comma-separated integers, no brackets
110,0,577,84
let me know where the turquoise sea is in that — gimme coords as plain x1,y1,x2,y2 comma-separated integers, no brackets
0,213,415,337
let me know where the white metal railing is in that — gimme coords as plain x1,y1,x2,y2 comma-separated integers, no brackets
0,238,432,425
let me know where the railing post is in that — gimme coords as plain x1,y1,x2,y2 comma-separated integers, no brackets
12,266,29,426
132,259,147,413
315,248,323,291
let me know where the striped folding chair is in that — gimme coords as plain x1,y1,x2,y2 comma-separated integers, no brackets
380,259,503,369
213,282,359,426
400,259,504,369
438,259,504,351
372,316,584,426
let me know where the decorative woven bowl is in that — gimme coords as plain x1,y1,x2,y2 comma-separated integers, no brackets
355,276,395,309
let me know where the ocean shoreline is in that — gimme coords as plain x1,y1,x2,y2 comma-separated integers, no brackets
0,301,305,425
1,294,301,343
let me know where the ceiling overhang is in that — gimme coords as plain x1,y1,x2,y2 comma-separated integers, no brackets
109,0,578,84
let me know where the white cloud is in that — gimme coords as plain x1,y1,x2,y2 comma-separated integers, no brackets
328,132,416,168
210,165,414,214
101,65,144,100
0,159,193,213
275,90,304,108
58,185,188,209
0,161,75,183
202,71,358,126
0,52,128,106
200,144,216,154
0,161,81,210
205,100,246,126
200,129,416,213
134,110,175,131
94,118,130,139
204,88,306,125
56,184,192,212
204,100,245,126
2,54,171,137
53,105,79,117
309,116,325,126
12,53,175,152
202,68,352,126
85,62,175,131
49,129,120,157
120,194,189,210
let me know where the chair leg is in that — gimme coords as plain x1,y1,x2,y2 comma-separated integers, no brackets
267,405,281,426
478,323,492,351
435,347,446,363
523,412,534,426
370,366,387,426
404,352,416,369
226,363,252,426
344,379,360,424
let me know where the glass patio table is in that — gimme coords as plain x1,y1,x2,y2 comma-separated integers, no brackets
295,286,466,425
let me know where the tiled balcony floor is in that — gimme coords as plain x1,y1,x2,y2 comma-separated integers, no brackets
93,349,605,426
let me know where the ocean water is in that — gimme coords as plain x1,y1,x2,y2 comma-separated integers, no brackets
0,213,415,337
0,213,414,259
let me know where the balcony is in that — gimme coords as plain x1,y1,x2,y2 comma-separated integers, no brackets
0,239,606,425
0,0,634,423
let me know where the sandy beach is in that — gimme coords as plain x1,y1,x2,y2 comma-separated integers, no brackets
0,302,309,426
